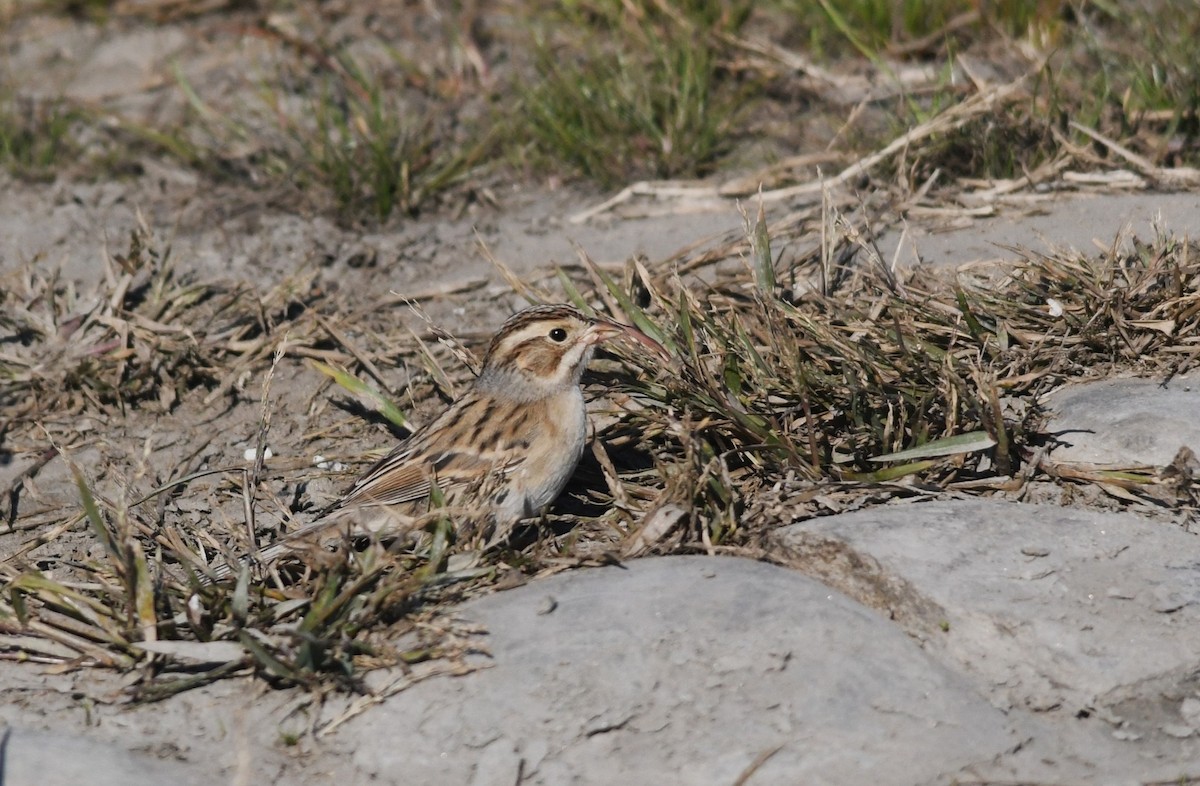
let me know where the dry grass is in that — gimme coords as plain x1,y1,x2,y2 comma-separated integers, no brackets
520,0,749,186
2,201,1198,698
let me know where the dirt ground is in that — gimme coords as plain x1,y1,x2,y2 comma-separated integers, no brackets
3,4,1200,784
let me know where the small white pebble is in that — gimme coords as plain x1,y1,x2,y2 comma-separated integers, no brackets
1047,297,1064,317
187,594,204,628
243,446,273,462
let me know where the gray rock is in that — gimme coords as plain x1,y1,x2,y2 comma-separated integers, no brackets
878,191,1200,269
773,499,1200,717
1,727,205,786
1044,375,1200,466
346,556,1024,786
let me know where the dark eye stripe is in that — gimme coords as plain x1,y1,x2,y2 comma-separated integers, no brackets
488,306,586,347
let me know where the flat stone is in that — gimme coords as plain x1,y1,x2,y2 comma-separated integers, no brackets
773,499,1200,716
878,192,1200,269
1,727,205,786
346,556,1022,785
1044,375,1200,466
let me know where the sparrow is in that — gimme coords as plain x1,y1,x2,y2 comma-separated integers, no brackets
211,304,661,578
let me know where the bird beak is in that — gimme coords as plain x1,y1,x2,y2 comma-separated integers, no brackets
588,318,671,360
584,320,627,344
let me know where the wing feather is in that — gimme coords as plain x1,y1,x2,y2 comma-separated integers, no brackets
329,393,530,512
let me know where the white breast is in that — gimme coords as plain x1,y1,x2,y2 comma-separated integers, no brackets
497,388,588,523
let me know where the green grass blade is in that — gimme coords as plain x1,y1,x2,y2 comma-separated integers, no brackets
238,629,303,683
556,269,590,313
869,431,997,463
587,260,672,347
841,460,938,482
311,360,409,430
745,198,776,295
131,540,157,642
954,288,988,342
73,467,119,562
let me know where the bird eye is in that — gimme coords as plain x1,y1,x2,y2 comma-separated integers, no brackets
549,327,568,342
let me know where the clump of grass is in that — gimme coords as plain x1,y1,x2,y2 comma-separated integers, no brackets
272,53,490,223
909,109,1058,181
1090,2,1200,116
795,0,1065,59
800,0,1200,188
560,218,1200,546
0,96,84,181
1058,3,1200,167
0,467,488,697
0,223,322,420
169,38,493,225
0,229,485,695
522,1,748,186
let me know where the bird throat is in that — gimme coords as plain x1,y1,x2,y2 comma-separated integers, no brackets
478,343,594,402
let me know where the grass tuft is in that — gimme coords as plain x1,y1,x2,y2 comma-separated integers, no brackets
801,0,1065,58
522,2,746,186
577,222,1200,543
0,95,84,181
279,53,488,223
165,39,493,224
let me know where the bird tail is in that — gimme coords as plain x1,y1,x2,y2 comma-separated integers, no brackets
204,507,414,582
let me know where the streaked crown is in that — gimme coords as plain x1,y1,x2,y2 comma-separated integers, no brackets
477,305,612,398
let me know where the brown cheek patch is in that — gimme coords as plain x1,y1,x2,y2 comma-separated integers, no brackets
515,341,562,377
